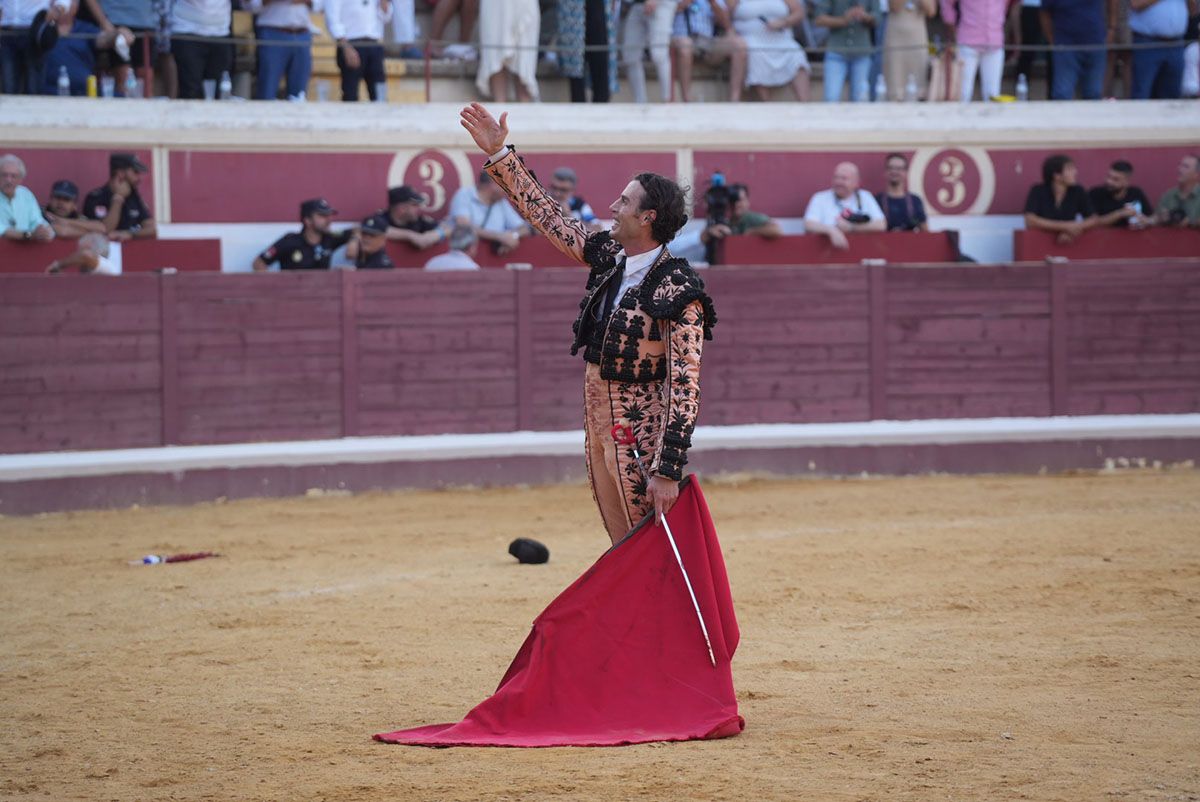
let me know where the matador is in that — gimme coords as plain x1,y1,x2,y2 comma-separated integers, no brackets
460,104,716,543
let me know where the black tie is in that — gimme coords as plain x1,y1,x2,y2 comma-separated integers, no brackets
599,257,626,324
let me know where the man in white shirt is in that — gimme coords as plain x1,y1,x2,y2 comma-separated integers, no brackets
802,161,886,250
325,0,392,101
447,171,530,256
169,0,232,99
247,0,324,100
0,0,70,94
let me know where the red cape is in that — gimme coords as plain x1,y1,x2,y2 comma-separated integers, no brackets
374,477,743,747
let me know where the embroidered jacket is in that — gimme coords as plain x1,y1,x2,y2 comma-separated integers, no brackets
484,146,716,480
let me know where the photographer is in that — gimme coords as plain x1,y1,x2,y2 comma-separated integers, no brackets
803,162,886,251
701,178,782,263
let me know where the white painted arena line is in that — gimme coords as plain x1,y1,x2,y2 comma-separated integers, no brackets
2,415,1199,482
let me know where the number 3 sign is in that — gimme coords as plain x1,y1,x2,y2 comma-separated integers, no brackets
908,146,996,217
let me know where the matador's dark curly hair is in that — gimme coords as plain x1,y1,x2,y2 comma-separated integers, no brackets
633,172,689,245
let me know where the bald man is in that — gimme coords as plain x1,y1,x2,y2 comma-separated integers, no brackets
803,161,886,250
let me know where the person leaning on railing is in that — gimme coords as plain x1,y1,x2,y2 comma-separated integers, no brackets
1156,153,1200,228
1023,154,1098,245
803,161,887,250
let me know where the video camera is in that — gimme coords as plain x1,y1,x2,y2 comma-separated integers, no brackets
704,171,738,264
704,171,735,228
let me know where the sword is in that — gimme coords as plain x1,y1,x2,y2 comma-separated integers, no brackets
611,423,717,667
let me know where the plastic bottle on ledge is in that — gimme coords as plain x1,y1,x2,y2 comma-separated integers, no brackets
874,73,887,101
219,71,232,100
57,66,71,96
124,70,139,98
904,73,918,102
1016,73,1029,102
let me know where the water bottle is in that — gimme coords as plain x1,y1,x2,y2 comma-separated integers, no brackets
874,73,887,101
1016,73,1029,102
124,70,139,98
218,70,232,100
904,73,918,102
57,65,71,96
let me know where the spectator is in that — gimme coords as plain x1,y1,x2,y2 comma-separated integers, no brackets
383,185,445,249
83,152,157,240
622,0,674,104
42,180,106,238
79,0,167,97
326,0,391,101
169,0,233,100
476,0,539,101
731,0,811,101
670,0,748,102
883,0,935,100
557,0,616,103
546,166,602,232
247,0,322,100
448,171,531,255
1,0,68,94
427,0,478,58
253,198,351,270
0,154,54,241
1024,154,1096,244
1041,0,1107,99
346,213,395,268
45,232,119,274
813,0,876,102
876,153,928,231
1088,160,1155,227
941,0,1010,102
424,223,480,270
803,161,886,249
42,2,132,96
1015,0,1053,99
1129,0,1188,99
1156,153,1200,227
1104,0,1131,97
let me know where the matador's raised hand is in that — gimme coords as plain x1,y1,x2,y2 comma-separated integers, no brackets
460,102,509,155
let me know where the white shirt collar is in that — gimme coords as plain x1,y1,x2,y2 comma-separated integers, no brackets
614,244,665,299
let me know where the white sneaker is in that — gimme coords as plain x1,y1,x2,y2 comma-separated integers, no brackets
442,43,478,60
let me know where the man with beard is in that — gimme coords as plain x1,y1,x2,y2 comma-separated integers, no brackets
253,198,352,271
83,153,157,240
1088,161,1155,228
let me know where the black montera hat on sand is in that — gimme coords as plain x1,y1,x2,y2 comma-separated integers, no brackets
508,538,549,565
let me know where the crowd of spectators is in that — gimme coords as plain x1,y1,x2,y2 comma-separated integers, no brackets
2,151,158,249
4,148,1197,274
2,0,1197,102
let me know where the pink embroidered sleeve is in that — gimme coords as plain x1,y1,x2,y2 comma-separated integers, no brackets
485,148,591,266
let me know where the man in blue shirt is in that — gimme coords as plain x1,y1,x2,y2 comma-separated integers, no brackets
1128,0,1189,98
1041,0,1109,99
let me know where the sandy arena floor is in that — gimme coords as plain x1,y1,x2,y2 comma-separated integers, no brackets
1,470,1198,802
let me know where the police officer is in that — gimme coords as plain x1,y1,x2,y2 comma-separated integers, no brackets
253,198,352,271
384,185,446,250
350,213,396,269
83,153,157,240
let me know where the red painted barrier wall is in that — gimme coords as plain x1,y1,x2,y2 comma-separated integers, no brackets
719,232,960,266
3,261,1198,454
0,240,222,273
1013,228,1200,262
